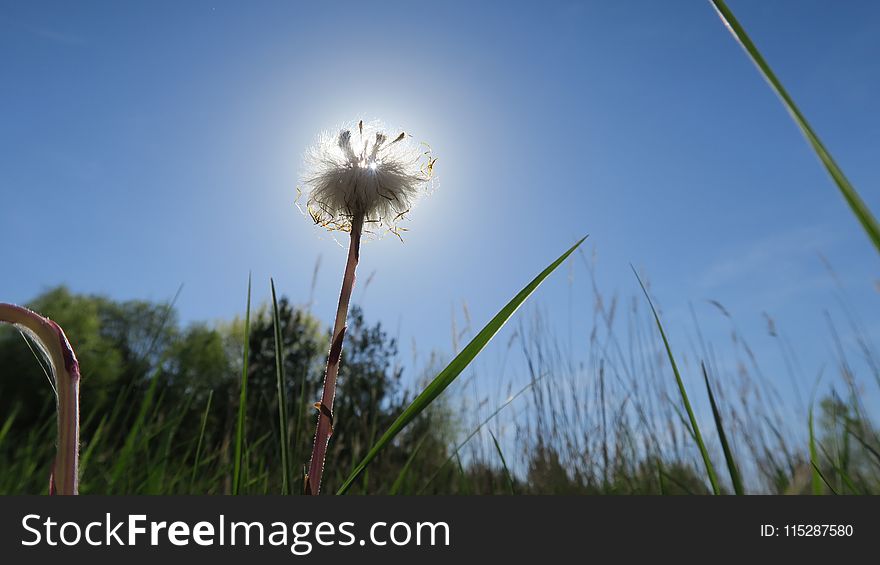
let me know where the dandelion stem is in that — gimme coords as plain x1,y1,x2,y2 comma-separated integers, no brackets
306,212,364,494
0,303,80,495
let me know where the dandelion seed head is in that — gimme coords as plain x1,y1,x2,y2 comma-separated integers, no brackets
299,119,435,235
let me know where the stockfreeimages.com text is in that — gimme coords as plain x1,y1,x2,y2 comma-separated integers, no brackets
21,513,450,555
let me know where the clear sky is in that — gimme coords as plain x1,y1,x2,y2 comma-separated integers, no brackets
2,1,879,427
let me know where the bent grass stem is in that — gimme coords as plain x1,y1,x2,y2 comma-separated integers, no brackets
0,303,80,495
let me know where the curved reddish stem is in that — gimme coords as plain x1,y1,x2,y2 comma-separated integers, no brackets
0,303,80,495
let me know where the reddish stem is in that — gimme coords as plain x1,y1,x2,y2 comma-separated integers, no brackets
0,303,80,495
306,214,364,494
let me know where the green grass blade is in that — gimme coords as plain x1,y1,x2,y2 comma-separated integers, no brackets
810,460,838,496
843,424,880,469
670,403,697,442
150,394,193,493
702,363,744,495
489,430,516,495
418,378,540,494
817,441,862,495
293,374,308,495
634,267,720,494
0,408,17,450
808,405,822,495
455,454,469,495
710,0,880,253
656,459,668,495
143,283,184,363
109,373,160,490
191,390,214,492
271,278,291,495
337,235,587,495
361,403,380,495
388,435,427,495
77,415,106,488
232,274,251,495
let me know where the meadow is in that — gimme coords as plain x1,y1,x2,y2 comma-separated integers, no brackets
1,258,878,496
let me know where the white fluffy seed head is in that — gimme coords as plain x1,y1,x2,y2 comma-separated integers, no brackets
299,119,435,236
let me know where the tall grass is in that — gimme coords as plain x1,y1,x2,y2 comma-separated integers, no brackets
1,258,877,495
634,268,720,494
231,275,251,495
271,279,292,495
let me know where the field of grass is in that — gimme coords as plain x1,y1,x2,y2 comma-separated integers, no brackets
1,248,878,496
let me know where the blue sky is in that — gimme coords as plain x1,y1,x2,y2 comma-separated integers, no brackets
2,1,879,430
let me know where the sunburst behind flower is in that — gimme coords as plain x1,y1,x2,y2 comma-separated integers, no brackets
299,119,435,235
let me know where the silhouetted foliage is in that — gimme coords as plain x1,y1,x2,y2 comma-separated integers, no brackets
2,286,878,495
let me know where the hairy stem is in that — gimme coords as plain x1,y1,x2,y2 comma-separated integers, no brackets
0,303,80,495
306,213,363,494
